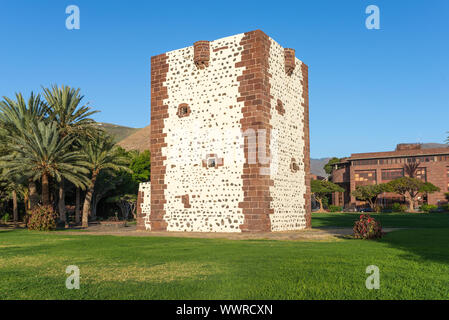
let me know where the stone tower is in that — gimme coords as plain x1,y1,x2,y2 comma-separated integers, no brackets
137,30,310,233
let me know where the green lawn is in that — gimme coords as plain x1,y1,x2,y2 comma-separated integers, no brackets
1,213,449,299
312,212,449,228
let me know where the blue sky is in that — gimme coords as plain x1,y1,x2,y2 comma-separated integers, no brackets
0,0,448,158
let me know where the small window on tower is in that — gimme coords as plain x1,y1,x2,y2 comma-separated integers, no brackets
207,157,216,168
177,103,191,118
290,158,299,173
202,154,223,169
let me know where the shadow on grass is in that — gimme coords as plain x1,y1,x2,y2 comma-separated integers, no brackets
312,212,449,229
312,213,449,265
379,228,449,265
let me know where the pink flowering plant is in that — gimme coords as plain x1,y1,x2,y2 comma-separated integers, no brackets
27,205,58,231
353,214,384,239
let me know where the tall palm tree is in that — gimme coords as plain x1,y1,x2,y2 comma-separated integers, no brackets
81,135,130,227
43,85,99,222
43,85,99,139
0,92,48,209
0,121,90,206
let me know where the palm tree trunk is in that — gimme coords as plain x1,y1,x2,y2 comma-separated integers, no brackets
91,195,101,220
82,171,98,228
75,187,81,224
42,173,50,206
28,180,38,210
58,179,66,223
24,192,29,211
12,190,18,222
82,187,94,228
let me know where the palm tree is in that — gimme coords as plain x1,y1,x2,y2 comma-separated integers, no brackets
0,92,48,209
0,121,90,206
43,85,99,223
43,85,99,138
81,135,130,228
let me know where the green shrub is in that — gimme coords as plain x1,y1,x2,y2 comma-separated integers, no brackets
27,205,58,231
420,204,438,213
441,204,449,212
391,202,407,213
353,214,383,239
1,213,10,224
328,205,343,212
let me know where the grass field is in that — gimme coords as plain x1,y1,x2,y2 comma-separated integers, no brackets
1,213,449,299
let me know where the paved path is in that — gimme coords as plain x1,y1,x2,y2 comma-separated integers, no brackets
54,225,401,241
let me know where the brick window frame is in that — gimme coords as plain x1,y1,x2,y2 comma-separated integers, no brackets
202,154,224,169
177,103,191,118
290,158,299,173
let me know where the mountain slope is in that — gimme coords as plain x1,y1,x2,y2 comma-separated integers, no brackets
96,123,141,143
117,125,151,151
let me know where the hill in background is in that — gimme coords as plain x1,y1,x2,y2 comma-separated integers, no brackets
310,158,330,177
96,123,141,143
117,125,151,151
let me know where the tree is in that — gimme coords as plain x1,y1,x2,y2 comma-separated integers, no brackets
90,170,123,220
324,157,340,175
387,177,440,212
404,161,419,178
43,85,99,223
351,184,388,210
311,179,344,212
43,85,99,139
0,121,90,206
81,135,130,227
129,150,150,183
107,194,137,220
0,92,48,209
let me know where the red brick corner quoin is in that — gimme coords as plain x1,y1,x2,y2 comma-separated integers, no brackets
301,62,312,228
236,30,274,232
149,53,169,231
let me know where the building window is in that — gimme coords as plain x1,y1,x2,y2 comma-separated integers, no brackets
416,167,427,182
290,158,299,173
355,170,377,186
177,103,191,118
207,157,216,168
353,159,379,166
381,168,404,182
202,154,223,169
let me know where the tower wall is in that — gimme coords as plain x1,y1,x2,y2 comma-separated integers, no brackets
140,30,310,232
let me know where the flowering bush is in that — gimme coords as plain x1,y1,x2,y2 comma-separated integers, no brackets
353,214,383,239
27,205,58,231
